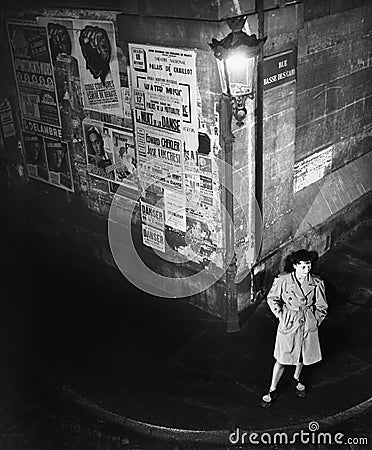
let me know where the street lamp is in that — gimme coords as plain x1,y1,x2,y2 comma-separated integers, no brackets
209,16,266,333
209,16,266,126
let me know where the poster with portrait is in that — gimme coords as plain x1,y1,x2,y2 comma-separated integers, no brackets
7,21,62,139
77,20,122,116
37,17,123,117
83,119,138,192
45,139,74,191
36,17,84,141
23,132,49,181
111,128,137,188
22,131,74,191
83,120,115,181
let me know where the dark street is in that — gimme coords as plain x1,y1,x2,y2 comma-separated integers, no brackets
0,219,371,449
0,0,371,448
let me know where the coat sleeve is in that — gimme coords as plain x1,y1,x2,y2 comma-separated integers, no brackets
314,279,328,325
267,276,284,319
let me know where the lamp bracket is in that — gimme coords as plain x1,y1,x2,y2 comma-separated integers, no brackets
225,92,254,127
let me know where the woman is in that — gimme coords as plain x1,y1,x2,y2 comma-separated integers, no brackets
261,249,328,408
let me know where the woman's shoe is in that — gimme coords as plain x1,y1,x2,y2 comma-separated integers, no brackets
260,389,278,408
293,377,306,398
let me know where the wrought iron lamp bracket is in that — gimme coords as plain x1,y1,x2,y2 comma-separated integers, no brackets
228,92,254,127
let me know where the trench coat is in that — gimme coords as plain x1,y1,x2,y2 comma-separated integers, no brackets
267,272,328,366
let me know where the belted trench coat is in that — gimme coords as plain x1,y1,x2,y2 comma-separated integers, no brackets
267,272,328,366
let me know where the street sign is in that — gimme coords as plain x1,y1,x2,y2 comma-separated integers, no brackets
263,48,296,90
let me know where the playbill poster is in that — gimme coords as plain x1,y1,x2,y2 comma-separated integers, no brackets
37,17,123,117
128,43,198,191
7,21,62,139
140,200,165,252
83,119,137,190
22,131,74,192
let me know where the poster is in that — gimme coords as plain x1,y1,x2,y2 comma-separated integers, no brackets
45,138,74,190
136,129,183,191
23,132,49,181
83,120,114,181
294,145,333,192
83,119,137,189
7,21,61,138
142,223,165,253
177,217,218,266
37,17,123,117
0,99,16,138
140,201,165,230
185,173,200,217
129,43,198,192
200,175,213,207
22,131,74,191
164,189,186,232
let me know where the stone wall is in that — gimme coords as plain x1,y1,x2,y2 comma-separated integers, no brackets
256,0,372,295
293,0,372,251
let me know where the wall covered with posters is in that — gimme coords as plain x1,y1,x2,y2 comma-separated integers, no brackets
3,1,371,321
0,5,230,318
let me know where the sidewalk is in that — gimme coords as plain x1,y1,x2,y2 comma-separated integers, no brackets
4,220,372,446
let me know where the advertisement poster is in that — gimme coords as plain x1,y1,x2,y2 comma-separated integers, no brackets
177,217,218,266
7,21,62,138
136,128,183,191
129,43,198,192
142,223,165,253
39,18,84,141
164,189,186,232
185,172,201,220
83,119,137,188
22,131,74,191
200,175,213,207
45,138,74,190
0,99,16,138
140,201,165,230
294,145,333,192
38,17,123,117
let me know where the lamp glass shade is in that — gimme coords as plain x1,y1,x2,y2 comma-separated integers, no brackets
217,52,257,97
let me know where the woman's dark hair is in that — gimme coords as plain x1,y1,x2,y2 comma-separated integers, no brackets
284,249,318,272
87,127,104,156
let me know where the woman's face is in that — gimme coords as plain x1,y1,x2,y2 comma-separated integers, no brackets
89,132,103,156
294,260,312,279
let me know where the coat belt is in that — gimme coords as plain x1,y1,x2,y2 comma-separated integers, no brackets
285,304,310,312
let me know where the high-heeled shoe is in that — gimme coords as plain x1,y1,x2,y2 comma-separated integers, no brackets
293,377,306,398
260,389,278,408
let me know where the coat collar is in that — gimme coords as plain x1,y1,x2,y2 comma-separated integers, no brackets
289,272,317,298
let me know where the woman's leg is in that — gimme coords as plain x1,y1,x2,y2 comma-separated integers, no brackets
294,362,303,381
270,361,285,391
294,362,306,393
262,361,285,404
